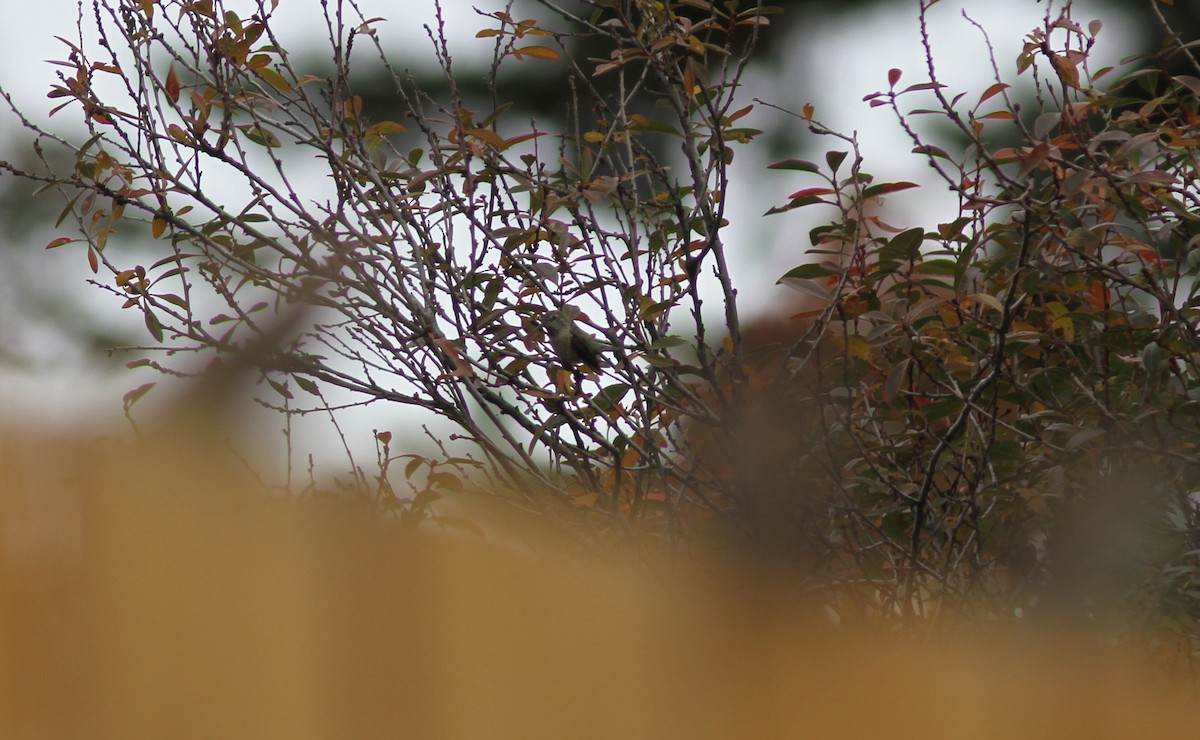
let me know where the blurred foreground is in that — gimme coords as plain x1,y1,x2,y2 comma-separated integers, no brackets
2,413,1198,738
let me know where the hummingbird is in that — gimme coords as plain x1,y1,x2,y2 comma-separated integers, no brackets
540,308,611,373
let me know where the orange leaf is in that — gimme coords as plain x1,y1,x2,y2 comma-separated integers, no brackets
513,45,559,61
736,15,770,27
976,82,1010,107
726,104,753,123
365,120,406,137
990,147,1020,163
464,127,505,149
1018,143,1055,176
434,338,474,378
500,131,546,150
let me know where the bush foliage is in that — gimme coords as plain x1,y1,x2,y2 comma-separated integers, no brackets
6,0,1200,662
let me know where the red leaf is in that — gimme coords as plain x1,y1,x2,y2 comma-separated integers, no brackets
787,187,835,200
863,181,920,198
165,65,180,104
122,382,156,409
899,82,946,94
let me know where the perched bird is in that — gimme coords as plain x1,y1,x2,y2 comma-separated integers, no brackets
541,309,610,372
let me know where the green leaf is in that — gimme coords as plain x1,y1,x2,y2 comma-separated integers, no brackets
159,293,189,309
628,117,682,137
878,228,925,262
404,456,426,479
778,277,830,301
144,308,164,342
592,383,631,413
912,144,951,160
648,336,690,350
242,124,281,147
914,258,959,275
429,471,463,492
480,101,514,127
1065,427,1105,450
765,195,829,215
987,439,1022,474
779,263,841,280
1066,227,1102,251
641,354,677,369
254,66,293,94
767,159,820,172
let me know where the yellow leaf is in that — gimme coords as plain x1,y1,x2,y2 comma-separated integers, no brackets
167,124,191,144
844,336,873,361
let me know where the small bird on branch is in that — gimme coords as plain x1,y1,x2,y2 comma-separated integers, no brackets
540,307,612,374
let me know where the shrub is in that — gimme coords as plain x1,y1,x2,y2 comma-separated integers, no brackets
5,0,1200,662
